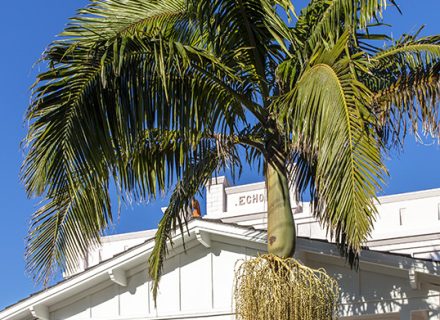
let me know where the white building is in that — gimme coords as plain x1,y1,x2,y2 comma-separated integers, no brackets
1,177,440,320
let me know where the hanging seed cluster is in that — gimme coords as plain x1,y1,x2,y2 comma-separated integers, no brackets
234,254,339,320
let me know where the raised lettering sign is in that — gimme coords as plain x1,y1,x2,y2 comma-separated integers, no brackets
236,192,265,206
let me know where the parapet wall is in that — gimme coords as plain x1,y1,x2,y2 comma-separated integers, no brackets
205,176,440,261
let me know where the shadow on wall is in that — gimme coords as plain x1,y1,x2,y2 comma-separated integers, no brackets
241,224,440,319
323,259,440,319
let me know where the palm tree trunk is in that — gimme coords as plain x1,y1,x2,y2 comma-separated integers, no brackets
266,161,296,257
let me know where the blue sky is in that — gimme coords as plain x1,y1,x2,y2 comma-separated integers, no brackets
0,0,439,310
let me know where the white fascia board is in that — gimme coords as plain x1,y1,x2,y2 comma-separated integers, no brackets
192,219,266,241
298,237,440,292
301,248,409,279
101,229,157,243
297,237,440,272
368,234,440,249
0,220,265,320
369,228,440,243
377,187,440,204
212,212,266,223
224,181,266,194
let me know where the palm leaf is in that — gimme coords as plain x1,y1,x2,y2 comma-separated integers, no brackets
275,33,385,256
373,62,440,146
25,168,112,284
370,34,440,146
293,0,392,52
23,3,256,282
148,134,241,303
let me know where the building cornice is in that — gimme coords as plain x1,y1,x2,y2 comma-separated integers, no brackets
377,188,440,204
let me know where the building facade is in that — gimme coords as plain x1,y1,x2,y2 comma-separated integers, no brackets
1,177,440,320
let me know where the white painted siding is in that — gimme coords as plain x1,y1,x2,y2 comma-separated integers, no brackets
119,270,150,317
306,259,440,320
49,240,255,320
44,238,440,320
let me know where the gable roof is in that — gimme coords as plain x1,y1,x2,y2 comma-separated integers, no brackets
1,218,439,320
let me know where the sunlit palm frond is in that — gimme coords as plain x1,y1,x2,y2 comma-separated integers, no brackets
281,0,394,94
23,1,259,282
373,62,440,146
275,33,385,256
59,0,190,44
370,34,440,146
373,34,440,66
294,0,392,53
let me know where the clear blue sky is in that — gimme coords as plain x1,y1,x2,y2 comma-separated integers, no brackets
0,0,439,310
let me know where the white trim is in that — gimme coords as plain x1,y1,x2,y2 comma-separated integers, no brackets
48,280,114,313
208,176,229,186
206,211,268,220
196,230,212,248
29,305,49,320
45,310,236,320
108,268,127,287
147,310,234,319
101,229,157,243
377,188,440,204
224,182,265,194
367,233,440,247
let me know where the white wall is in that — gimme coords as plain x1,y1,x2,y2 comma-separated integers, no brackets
205,177,440,260
50,239,253,320
48,237,440,320
305,256,439,320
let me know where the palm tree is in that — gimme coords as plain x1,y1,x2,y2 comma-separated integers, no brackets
23,0,440,301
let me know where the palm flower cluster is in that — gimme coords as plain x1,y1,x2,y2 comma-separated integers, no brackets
234,255,339,320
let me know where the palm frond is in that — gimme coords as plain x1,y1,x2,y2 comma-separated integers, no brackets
275,33,385,256
369,34,440,146
148,134,241,303
372,34,440,73
24,2,258,282
59,0,190,44
25,165,112,284
373,62,440,146
294,0,391,52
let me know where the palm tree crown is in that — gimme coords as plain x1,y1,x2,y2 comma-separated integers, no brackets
23,0,440,299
